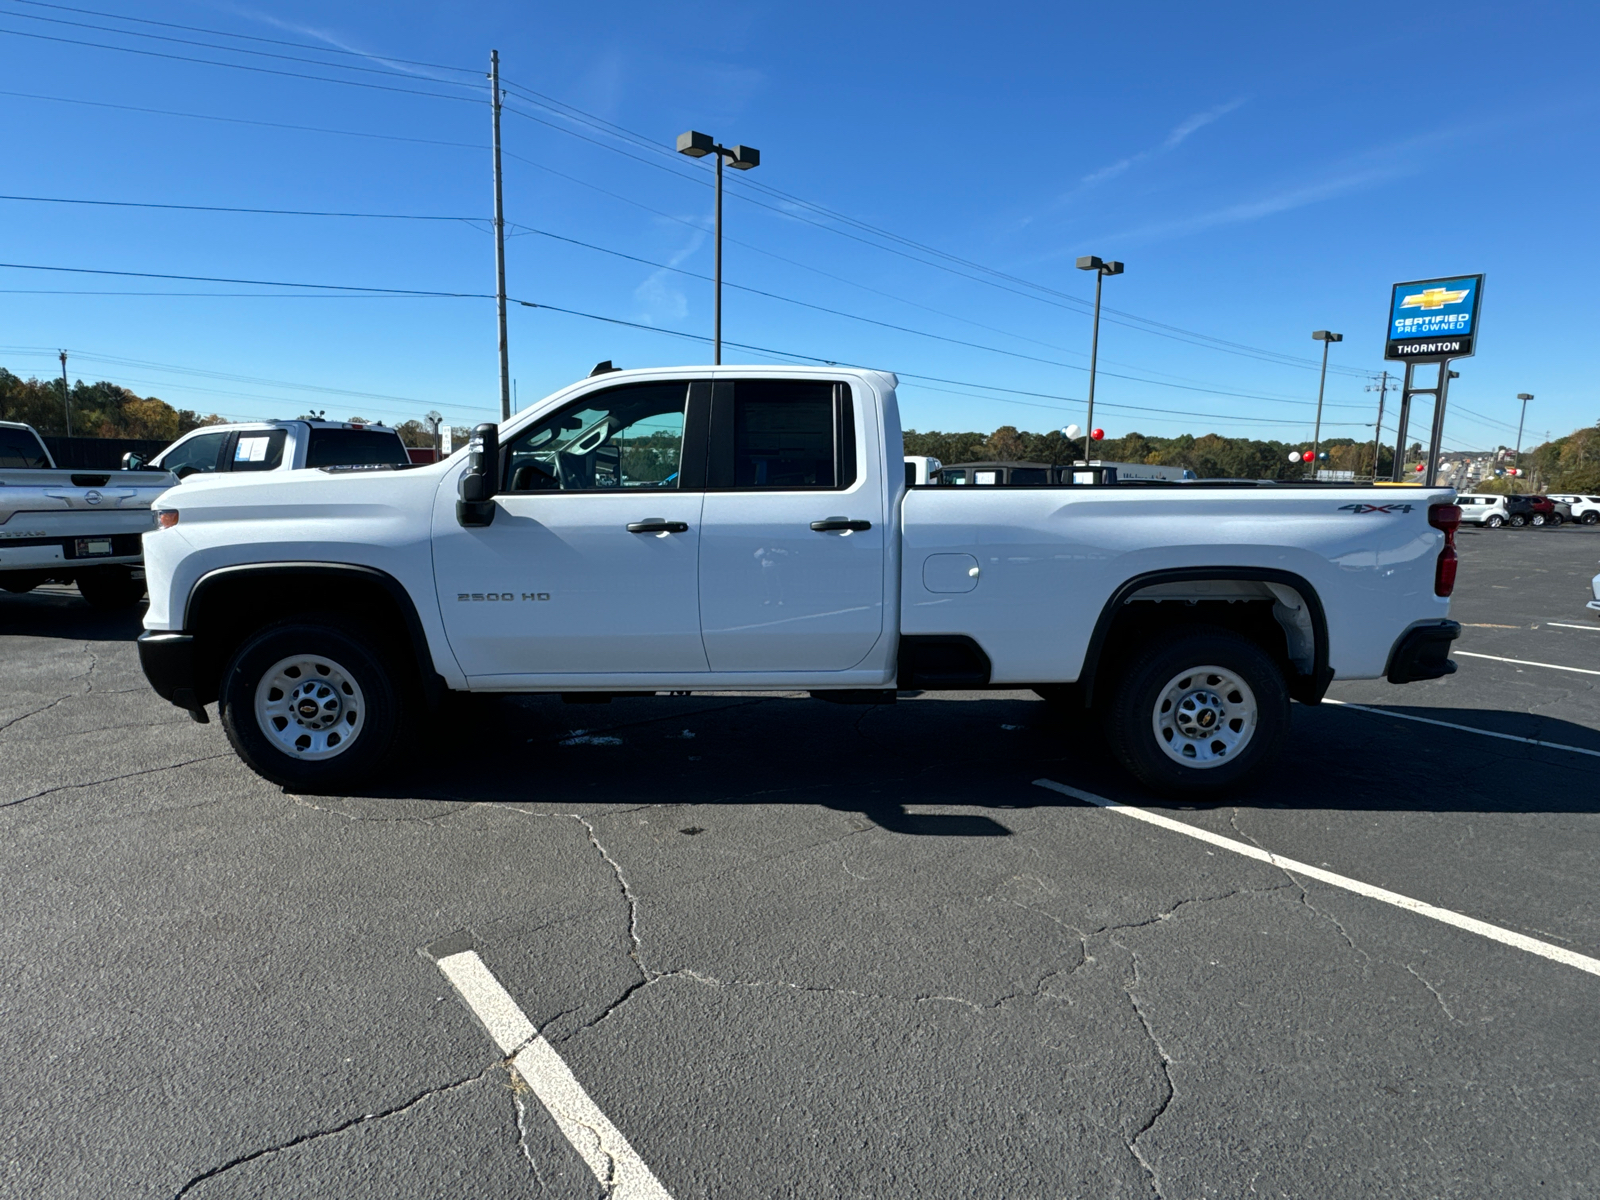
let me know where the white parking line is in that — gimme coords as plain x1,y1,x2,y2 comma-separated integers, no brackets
433,947,674,1199
1547,622,1600,633
1032,779,1600,978
1454,650,1600,676
1322,698,1600,759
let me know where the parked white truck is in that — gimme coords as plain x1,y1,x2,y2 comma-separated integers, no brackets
137,366,1462,795
1,420,177,608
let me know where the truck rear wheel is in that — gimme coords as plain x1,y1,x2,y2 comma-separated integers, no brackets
1106,627,1289,798
220,619,402,790
77,566,145,610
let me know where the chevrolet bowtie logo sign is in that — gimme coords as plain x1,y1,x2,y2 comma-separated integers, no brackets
1399,286,1470,311
1386,274,1482,363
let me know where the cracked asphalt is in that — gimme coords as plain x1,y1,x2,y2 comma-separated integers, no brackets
2,525,1598,1199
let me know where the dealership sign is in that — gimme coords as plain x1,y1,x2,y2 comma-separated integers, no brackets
1385,274,1483,361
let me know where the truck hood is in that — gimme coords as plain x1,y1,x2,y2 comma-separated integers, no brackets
163,463,449,525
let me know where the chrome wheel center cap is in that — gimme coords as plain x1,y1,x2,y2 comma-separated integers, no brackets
289,681,343,731
1175,689,1225,739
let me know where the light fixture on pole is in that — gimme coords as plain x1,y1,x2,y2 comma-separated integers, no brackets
1310,330,1342,476
1513,393,1533,491
676,131,760,365
1075,256,1123,462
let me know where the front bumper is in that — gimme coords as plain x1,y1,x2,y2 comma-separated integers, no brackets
136,631,209,722
1386,620,1461,684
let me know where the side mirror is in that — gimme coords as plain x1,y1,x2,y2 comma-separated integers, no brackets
121,451,147,471
456,422,499,527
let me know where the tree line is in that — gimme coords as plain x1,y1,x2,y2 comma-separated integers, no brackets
903,425,1398,481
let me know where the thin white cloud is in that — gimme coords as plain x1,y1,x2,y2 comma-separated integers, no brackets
1095,166,1405,244
211,1,460,81
1072,98,1248,192
633,227,707,324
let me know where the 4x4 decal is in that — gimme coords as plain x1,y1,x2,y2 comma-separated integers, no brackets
1338,503,1414,514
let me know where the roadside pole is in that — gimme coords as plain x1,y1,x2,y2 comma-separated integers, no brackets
58,350,71,437
490,50,510,422
1366,370,1390,481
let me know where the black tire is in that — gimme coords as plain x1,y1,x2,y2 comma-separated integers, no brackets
1547,513,1564,528
1105,627,1290,798
220,618,404,790
1485,514,1504,528
1583,512,1599,525
1509,514,1527,527
1531,513,1548,527
76,566,145,610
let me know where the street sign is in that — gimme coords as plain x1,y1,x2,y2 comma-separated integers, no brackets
1385,274,1483,361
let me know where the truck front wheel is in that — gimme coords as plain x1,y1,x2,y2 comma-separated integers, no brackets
220,619,403,790
1106,628,1289,797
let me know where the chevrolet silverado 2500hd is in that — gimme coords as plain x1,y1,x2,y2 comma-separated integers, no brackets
1,420,177,608
136,366,1461,795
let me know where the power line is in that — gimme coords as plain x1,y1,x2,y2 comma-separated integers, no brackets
6,0,480,75
0,261,491,296
0,87,486,151
0,23,483,103
498,76,1378,380
0,4,482,87
512,298,1369,430
0,192,487,223
0,185,1368,407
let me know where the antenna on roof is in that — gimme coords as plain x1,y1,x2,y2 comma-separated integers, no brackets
589,360,618,377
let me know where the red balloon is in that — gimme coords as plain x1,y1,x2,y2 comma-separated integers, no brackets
1415,463,1425,472
1302,451,1315,462
1090,428,1104,440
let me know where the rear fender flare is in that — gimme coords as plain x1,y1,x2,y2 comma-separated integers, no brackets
1078,566,1331,706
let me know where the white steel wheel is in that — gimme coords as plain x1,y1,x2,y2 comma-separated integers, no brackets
1151,665,1257,769
254,653,366,760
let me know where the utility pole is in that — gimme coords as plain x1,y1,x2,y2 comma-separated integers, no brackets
490,50,510,422
59,350,71,437
1365,370,1391,481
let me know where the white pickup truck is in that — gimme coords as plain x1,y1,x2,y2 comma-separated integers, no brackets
1,420,177,608
137,366,1462,796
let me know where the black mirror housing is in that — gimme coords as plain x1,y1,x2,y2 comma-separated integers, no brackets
456,422,499,527
121,451,147,471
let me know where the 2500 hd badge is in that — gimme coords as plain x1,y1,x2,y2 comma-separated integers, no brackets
457,592,550,601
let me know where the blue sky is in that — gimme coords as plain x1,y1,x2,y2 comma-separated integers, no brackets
1,0,1596,453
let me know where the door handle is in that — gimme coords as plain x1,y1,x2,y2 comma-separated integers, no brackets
810,517,872,532
627,519,689,534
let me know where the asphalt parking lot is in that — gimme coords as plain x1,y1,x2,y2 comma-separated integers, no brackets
3,525,1598,1199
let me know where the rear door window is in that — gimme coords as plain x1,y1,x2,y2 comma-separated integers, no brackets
0,426,51,468
228,429,288,472
305,428,410,468
710,379,856,490
160,431,229,477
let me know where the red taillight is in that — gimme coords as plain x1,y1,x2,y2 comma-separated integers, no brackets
1430,504,1461,596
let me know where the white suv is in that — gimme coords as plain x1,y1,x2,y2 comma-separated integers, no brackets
1456,493,1510,528
1549,494,1600,526
141,420,411,480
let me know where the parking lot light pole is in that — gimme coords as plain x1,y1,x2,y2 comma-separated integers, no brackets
676,131,761,365
1514,393,1533,492
1075,256,1123,463
1310,331,1342,475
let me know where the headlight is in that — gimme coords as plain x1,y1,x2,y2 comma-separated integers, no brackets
153,509,179,529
